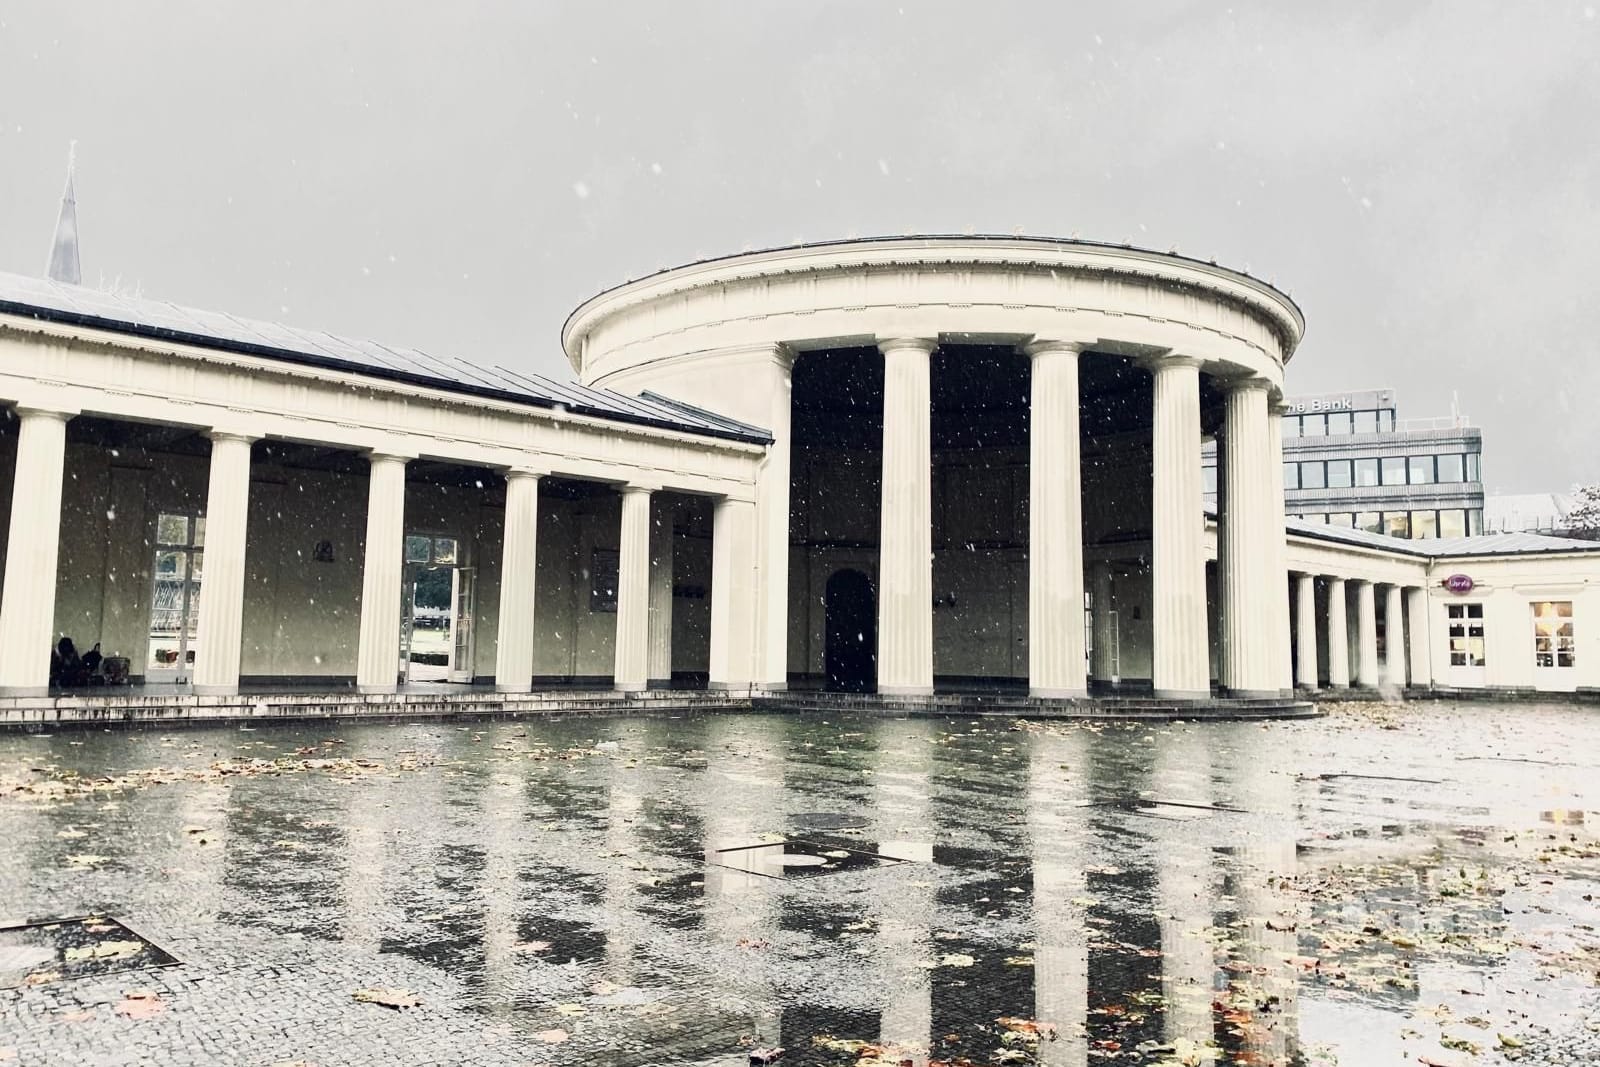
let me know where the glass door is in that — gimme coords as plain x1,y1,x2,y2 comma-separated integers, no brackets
1531,601,1577,692
400,533,463,684
147,512,205,684
449,568,476,683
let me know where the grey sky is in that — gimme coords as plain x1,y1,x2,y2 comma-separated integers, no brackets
2,1,1595,492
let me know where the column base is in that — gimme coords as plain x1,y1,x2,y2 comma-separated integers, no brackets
614,681,647,693
1029,686,1089,700
707,680,752,691
494,683,533,695
754,681,788,693
877,684,934,696
647,677,673,689
1153,688,1211,701
0,685,48,698
1221,687,1283,699
356,683,399,695
192,684,239,697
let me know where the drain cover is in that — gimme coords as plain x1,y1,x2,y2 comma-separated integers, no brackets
0,916,179,989
790,812,870,832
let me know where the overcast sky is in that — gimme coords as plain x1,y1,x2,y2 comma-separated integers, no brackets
2,1,1595,492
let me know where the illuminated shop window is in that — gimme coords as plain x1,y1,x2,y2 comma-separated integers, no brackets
1532,601,1575,668
1447,603,1486,667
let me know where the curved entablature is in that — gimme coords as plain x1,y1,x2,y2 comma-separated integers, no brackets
563,235,1305,393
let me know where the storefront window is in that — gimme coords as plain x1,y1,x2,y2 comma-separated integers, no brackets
1381,457,1407,486
1354,410,1378,434
1414,510,1438,539
1439,510,1467,538
1301,462,1326,489
1437,454,1465,482
1328,411,1353,435
1282,462,1298,490
1357,511,1382,533
1447,603,1485,667
1409,456,1435,484
1532,601,1575,668
1355,458,1379,486
1327,460,1353,488
1383,512,1411,538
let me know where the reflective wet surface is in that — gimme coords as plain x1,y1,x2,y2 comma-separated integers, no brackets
1,703,1598,1065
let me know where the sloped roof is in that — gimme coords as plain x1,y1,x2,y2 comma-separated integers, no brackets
0,272,771,445
1284,516,1599,559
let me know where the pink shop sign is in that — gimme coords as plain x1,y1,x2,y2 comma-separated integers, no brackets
1442,573,1475,594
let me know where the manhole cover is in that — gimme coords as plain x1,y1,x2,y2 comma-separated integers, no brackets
790,812,870,832
0,916,179,989
707,839,905,879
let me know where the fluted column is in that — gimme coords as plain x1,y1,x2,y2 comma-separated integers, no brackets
1354,580,1379,687
1149,357,1209,699
1266,398,1293,691
0,406,73,694
1326,577,1350,687
1221,377,1277,695
647,501,675,687
614,485,653,692
356,452,409,692
1089,561,1116,685
1294,573,1318,690
1383,584,1407,688
493,468,542,693
709,496,756,689
193,431,256,694
755,345,795,690
877,337,935,695
1026,340,1088,698
1406,586,1433,689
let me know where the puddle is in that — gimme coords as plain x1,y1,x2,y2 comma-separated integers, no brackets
0,916,179,988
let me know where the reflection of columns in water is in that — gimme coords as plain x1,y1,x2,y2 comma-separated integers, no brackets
1154,729,1217,1045
1028,731,1089,1067
601,738,643,985
871,718,936,1063
1228,749,1301,1064
481,751,525,1003
342,772,395,951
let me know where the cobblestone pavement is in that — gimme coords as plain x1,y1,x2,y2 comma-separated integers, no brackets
1,702,1597,1066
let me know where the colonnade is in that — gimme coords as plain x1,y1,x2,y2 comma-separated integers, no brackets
871,337,1291,700
1288,572,1431,691
0,403,756,696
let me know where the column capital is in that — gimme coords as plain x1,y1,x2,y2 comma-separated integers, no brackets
12,403,77,422
1221,375,1274,394
876,336,938,358
620,482,657,497
1139,352,1203,373
503,466,547,482
1022,338,1089,359
364,449,415,465
206,429,260,446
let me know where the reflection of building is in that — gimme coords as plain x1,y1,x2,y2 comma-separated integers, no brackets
1,234,1598,704
1204,388,1485,539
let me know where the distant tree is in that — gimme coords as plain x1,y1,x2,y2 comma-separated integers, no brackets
412,566,453,609
1567,484,1600,541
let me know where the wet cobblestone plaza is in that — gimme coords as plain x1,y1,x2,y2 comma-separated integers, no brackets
2,703,1598,1066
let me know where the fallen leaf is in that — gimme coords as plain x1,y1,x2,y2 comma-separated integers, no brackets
352,987,421,1009
534,1029,568,1044
114,990,165,1019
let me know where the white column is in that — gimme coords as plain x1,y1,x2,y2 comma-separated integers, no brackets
755,346,794,690
1383,584,1407,688
1406,586,1432,689
1266,399,1293,691
1221,377,1276,695
709,496,756,689
193,431,256,694
356,452,409,692
1354,580,1379,687
614,485,653,692
1294,573,1318,690
1325,577,1350,688
0,406,72,694
647,500,675,686
493,468,541,693
1026,340,1088,698
877,337,935,695
1149,357,1210,699
1089,561,1116,685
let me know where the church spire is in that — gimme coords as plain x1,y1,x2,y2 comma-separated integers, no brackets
46,143,81,285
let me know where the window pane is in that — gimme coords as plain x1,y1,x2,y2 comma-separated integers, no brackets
433,538,458,565
1357,511,1382,533
1437,454,1465,482
1301,414,1326,437
1467,604,1483,619
157,514,189,545
1381,457,1407,486
192,516,207,548
1282,416,1300,439
1409,456,1435,484
1469,508,1484,535
1439,510,1467,538
1414,510,1438,539
1383,512,1411,538
1355,458,1379,486
1327,460,1353,488
1354,410,1378,434
1327,411,1353,435
1281,463,1298,490
405,535,431,564
1300,462,1326,489
1328,513,1355,527
1202,465,1218,494
1467,452,1481,481
1380,409,1396,432
1305,513,1327,524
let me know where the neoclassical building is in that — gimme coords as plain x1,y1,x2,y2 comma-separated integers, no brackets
0,236,1594,716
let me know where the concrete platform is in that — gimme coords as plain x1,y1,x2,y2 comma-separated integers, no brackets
754,690,1320,722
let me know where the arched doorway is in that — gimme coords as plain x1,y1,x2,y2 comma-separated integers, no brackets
824,569,876,692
